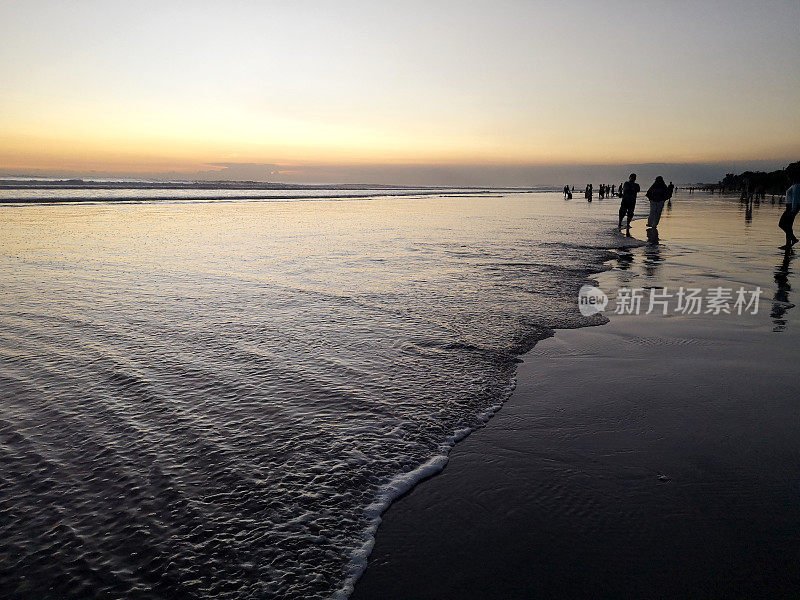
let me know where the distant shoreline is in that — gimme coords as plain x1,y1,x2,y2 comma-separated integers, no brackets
0,192,511,204
0,179,541,192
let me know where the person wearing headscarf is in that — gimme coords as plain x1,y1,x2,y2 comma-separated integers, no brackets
646,176,669,228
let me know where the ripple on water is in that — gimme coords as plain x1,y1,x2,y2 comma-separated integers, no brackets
0,193,628,599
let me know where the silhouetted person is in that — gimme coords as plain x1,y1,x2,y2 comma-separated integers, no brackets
779,174,800,249
646,176,669,228
667,181,674,208
611,184,616,196
564,185,570,199
618,173,639,229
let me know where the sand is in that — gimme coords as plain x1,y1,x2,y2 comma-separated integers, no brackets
351,196,800,599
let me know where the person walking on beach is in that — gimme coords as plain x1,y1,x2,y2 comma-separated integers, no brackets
646,176,669,228
779,173,800,249
618,173,640,229
564,185,570,199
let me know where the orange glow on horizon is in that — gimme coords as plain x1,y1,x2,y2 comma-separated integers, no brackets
1,2,799,181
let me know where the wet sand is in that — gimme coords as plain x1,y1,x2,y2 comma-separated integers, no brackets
351,196,800,599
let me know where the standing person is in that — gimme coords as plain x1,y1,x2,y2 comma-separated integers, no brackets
667,181,674,199
611,184,616,197
618,173,640,228
563,185,570,199
779,173,800,249
646,176,669,228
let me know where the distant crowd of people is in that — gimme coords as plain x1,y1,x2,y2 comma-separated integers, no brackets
562,171,800,251
562,175,675,231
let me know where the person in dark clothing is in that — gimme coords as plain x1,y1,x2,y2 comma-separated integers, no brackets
618,173,640,229
779,173,800,249
646,176,670,228
563,185,570,199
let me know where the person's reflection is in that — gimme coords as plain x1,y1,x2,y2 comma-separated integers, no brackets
745,202,753,224
643,229,664,278
771,249,796,332
616,250,634,271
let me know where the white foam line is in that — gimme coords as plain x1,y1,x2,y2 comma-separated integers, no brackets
331,231,638,599
330,380,516,600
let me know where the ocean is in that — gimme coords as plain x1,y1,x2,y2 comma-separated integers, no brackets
0,186,628,599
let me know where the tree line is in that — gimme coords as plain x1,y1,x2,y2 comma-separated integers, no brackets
717,161,800,196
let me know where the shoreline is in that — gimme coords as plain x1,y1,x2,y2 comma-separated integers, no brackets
0,188,651,599
350,203,800,599
332,220,644,600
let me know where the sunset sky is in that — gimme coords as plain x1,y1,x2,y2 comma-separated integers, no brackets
1,0,799,185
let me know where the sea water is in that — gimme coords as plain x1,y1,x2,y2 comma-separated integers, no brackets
0,188,625,599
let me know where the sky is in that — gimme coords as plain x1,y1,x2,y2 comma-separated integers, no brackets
1,0,799,185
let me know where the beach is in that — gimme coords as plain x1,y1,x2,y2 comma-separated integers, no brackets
0,189,632,599
1,189,797,599
352,195,800,599
3,2,799,597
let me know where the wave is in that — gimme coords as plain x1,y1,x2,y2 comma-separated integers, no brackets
0,191,638,599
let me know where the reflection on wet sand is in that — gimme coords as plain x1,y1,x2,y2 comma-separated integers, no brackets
643,229,663,278
609,195,795,333
771,250,796,332
615,250,634,271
